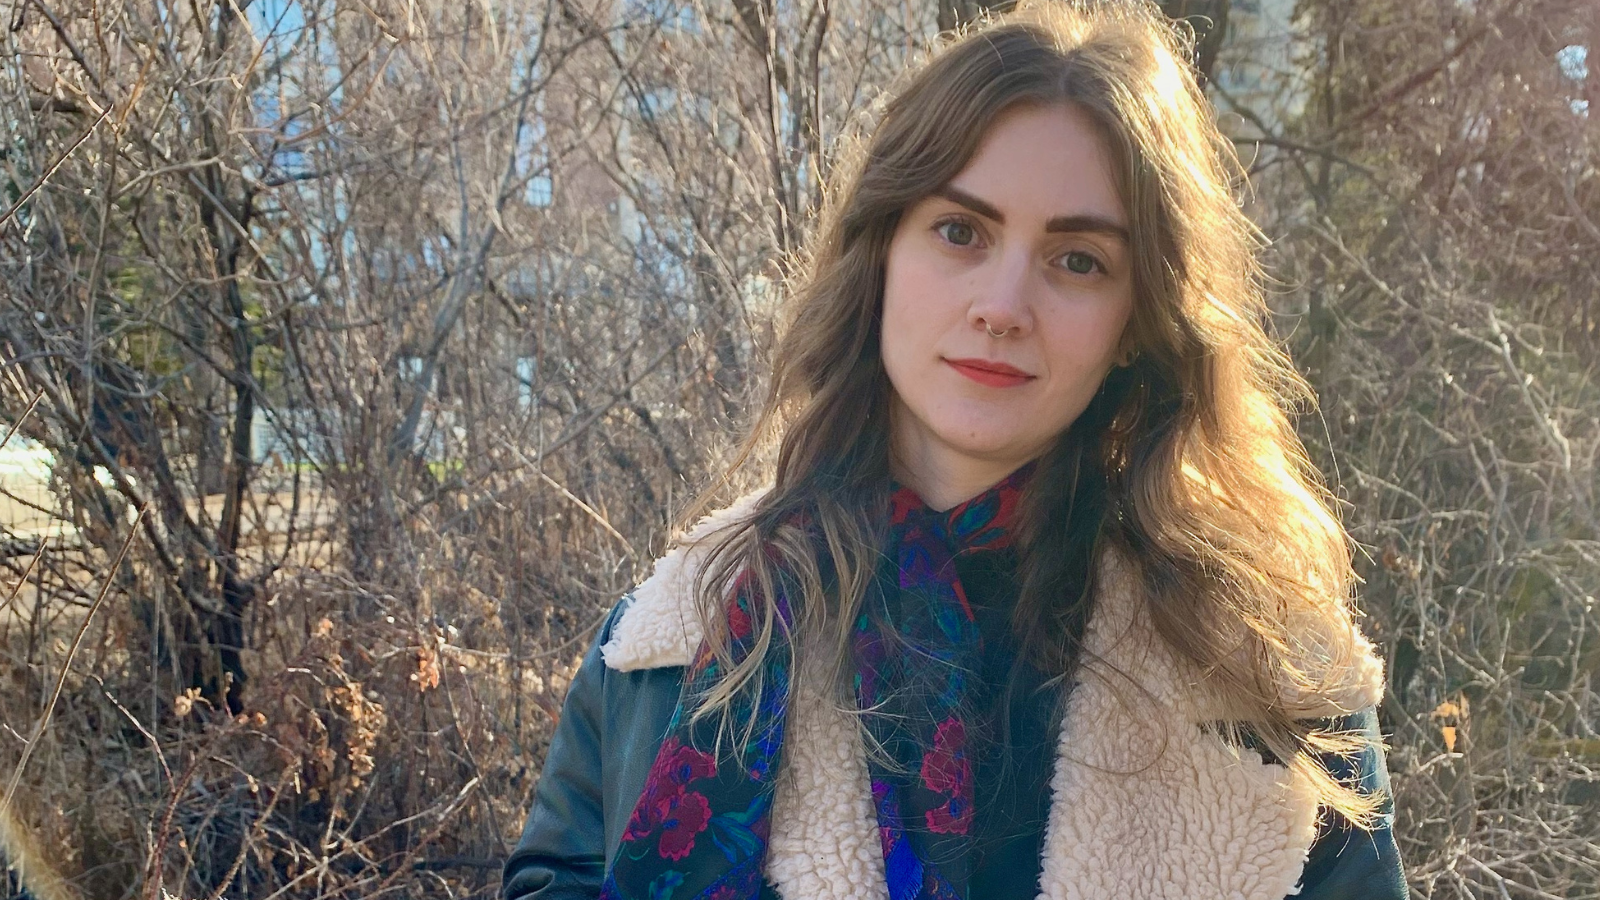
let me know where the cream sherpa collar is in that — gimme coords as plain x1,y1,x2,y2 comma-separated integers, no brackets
601,491,1385,900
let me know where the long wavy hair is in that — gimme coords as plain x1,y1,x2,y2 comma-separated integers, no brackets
680,0,1379,825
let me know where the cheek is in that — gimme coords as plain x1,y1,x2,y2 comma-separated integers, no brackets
879,249,938,373
878,287,919,389
1048,296,1132,361
1035,307,1131,397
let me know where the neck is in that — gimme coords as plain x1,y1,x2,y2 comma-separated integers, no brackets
890,460,1015,511
888,431,1035,513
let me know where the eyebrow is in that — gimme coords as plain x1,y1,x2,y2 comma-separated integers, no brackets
932,184,1130,245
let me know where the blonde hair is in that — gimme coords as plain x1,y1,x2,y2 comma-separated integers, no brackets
682,0,1380,827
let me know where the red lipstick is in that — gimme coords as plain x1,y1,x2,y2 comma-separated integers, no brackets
944,357,1035,388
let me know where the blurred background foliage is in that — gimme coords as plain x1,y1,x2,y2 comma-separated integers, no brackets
0,0,1594,896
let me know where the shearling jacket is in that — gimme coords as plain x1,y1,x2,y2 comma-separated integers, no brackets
502,494,1409,900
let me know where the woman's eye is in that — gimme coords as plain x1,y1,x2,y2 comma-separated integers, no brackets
1062,250,1102,275
935,220,978,247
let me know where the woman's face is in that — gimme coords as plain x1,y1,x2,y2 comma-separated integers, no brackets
880,102,1136,506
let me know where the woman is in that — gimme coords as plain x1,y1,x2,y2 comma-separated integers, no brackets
503,2,1408,898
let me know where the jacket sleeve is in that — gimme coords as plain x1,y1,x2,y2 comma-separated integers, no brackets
1290,706,1409,900
501,602,624,900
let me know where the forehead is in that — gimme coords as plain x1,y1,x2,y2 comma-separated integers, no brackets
943,103,1126,226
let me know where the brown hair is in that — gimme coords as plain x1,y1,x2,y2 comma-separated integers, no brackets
682,0,1380,826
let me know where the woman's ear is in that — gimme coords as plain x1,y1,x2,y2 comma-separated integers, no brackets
1113,333,1140,368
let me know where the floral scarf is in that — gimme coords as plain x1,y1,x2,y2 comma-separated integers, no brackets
600,463,1034,900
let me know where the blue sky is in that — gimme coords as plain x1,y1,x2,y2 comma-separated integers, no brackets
249,0,306,43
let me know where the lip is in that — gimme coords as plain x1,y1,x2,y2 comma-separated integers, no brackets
944,357,1035,388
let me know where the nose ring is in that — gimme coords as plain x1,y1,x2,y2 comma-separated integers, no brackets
985,323,1011,338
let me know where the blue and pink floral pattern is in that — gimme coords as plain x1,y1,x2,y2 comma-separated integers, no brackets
600,463,1033,900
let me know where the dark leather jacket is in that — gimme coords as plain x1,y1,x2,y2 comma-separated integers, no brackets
502,596,1409,900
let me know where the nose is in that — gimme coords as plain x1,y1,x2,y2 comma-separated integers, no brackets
967,249,1035,337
